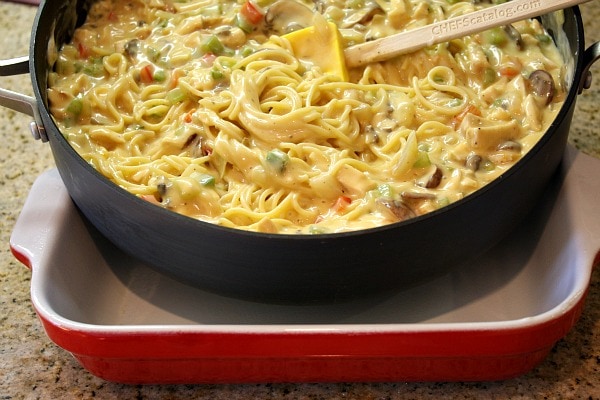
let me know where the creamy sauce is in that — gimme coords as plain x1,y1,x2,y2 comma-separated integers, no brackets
47,0,567,234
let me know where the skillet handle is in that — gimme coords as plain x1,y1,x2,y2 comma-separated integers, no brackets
0,56,47,142
578,41,600,94
0,55,29,75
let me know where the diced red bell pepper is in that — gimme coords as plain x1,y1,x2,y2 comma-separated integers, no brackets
78,42,90,59
332,195,352,213
240,0,264,25
451,104,481,129
140,64,155,84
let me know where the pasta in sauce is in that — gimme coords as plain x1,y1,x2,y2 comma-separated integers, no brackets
47,0,567,234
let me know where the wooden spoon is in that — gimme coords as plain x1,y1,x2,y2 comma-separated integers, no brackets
344,0,593,68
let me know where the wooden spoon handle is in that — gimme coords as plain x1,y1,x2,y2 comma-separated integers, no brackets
344,0,590,68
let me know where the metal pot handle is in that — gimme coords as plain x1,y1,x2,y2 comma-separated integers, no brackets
579,41,600,93
0,56,47,142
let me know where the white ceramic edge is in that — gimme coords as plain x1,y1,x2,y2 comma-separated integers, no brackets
12,146,600,336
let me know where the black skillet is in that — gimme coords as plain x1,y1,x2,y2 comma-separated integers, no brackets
0,0,599,303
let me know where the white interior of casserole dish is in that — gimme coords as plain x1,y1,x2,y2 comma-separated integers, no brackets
9,146,600,332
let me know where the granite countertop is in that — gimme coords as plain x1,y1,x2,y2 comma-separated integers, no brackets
1,1,599,399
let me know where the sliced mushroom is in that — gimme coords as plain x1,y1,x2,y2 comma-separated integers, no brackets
124,39,140,58
263,0,316,35
497,140,522,152
400,191,437,216
156,182,168,200
528,69,555,105
313,0,326,14
416,165,443,189
503,24,523,50
376,198,415,222
465,154,482,171
183,133,212,158
401,191,436,201
339,0,384,29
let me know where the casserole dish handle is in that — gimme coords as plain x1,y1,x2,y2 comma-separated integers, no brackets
579,41,600,93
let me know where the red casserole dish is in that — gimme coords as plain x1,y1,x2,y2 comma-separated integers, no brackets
10,145,600,384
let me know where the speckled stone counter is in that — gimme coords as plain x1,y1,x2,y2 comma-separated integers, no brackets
1,1,599,399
